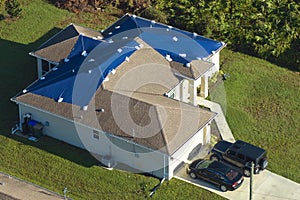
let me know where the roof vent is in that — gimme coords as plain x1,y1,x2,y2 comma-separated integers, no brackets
108,32,112,35
151,20,156,24
88,58,95,62
108,39,114,43
179,53,187,58
22,89,27,93
82,105,88,111
212,51,216,55
193,32,198,37
96,108,105,112
111,69,116,74
168,25,173,29
132,15,137,18
104,77,109,82
52,67,58,71
82,50,87,56
117,48,123,53
165,55,172,62
122,36,128,40
101,30,104,33
196,57,202,60
185,63,191,68
64,58,69,62
125,56,130,62
221,41,226,46
135,46,140,50
88,70,92,74
92,37,97,40
97,35,103,40
72,69,75,73
40,76,45,80
57,97,64,103
139,44,144,48
115,26,120,29
172,36,178,42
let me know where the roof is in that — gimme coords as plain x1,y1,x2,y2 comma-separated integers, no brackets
14,14,224,155
30,24,103,63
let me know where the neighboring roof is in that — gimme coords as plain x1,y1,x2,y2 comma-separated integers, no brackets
14,14,224,155
30,24,103,63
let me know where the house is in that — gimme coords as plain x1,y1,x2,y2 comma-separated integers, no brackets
11,14,225,180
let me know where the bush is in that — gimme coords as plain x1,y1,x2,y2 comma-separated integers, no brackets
5,0,22,18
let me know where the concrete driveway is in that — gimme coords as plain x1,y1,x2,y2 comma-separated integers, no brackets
175,166,300,200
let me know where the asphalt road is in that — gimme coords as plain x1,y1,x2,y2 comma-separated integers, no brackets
175,166,300,200
0,173,65,200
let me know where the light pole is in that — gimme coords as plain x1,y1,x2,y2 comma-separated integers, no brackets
249,162,254,200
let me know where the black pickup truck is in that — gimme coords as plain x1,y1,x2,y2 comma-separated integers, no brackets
210,140,268,177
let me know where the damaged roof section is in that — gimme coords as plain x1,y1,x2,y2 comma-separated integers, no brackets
30,24,103,63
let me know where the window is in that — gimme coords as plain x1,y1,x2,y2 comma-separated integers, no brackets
237,154,245,160
227,150,236,156
93,130,100,140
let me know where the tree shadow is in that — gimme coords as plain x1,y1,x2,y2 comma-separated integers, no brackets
0,27,98,168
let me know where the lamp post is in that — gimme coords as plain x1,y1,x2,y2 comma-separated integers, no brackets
249,162,254,200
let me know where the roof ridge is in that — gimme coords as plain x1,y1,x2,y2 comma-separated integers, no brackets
153,105,170,154
35,24,78,50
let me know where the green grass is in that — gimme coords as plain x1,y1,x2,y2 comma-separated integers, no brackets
0,1,224,199
211,50,300,183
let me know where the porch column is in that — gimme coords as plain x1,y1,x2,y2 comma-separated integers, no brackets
189,80,197,106
200,75,208,98
203,124,211,145
37,58,42,78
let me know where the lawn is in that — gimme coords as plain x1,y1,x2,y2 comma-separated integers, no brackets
0,1,224,199
0,0,299,199
211,50,300,183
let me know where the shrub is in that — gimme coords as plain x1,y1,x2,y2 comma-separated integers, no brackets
5,0,22,18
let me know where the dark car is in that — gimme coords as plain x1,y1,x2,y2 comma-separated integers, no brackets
186,159,244,192
210,140,268,177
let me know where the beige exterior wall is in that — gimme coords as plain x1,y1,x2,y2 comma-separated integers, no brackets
19,104,85,149
18,103,169,179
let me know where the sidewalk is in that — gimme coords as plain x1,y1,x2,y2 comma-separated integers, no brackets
197,97,235,142
0,172,66,200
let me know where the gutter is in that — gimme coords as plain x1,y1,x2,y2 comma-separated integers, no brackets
29,52,60,65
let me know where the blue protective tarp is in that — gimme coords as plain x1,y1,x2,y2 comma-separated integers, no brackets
28,39,138,107
103,15,223,62
25,14,224,107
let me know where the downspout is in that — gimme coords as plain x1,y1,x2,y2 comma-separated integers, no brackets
149,154,167,197
149,177,165,197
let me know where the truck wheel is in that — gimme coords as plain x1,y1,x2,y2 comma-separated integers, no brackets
244,168,251,177
220,185,227,192
210,155,220,161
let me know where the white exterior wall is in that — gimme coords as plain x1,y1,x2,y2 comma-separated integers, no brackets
18,103,169,179
205,51,220,78
168,128,204,179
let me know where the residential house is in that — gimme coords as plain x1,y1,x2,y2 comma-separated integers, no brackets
11,14,225,180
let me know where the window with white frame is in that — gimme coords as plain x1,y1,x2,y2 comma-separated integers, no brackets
93,130,100,140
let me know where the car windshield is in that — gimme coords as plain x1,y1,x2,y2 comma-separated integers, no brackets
196,160,214,169
226,170,239,180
